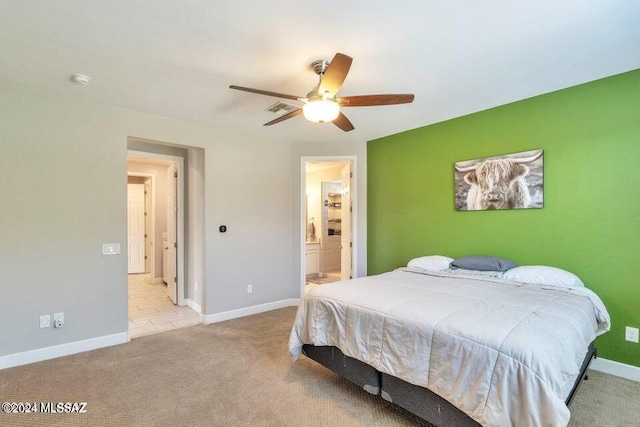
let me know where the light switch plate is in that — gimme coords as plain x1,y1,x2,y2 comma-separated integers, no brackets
40,315,51,328
102,243,120,255
625,326,639,343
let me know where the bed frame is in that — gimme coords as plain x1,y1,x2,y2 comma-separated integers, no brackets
302,342,596,426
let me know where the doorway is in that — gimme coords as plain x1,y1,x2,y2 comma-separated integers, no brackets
301,157,357,296
127,151,198,338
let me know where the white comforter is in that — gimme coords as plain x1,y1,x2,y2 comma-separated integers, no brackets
289,268,610,427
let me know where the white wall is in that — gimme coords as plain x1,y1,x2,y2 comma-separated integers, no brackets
186,147,205,308
0,83,294,359
204,139,293,313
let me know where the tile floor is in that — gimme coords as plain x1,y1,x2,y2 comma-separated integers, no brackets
305,272,342,293
128,273,200,338
306,272,342,285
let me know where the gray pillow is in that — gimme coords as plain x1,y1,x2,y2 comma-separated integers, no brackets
451,256,517,272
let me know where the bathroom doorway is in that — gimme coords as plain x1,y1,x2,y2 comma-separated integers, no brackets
301,157,357,295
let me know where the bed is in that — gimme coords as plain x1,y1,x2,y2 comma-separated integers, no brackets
289,259,610,427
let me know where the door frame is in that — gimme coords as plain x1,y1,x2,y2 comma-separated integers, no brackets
127,172,156,280
300,156,358,298
128,150,186,306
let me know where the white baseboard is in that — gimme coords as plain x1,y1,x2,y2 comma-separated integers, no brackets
202,298,300,325
153,277,165,284
0,331,130,370
185,298,202,314
590,357,640,382
0,299,301,370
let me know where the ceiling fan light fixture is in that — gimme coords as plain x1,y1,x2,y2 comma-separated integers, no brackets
229,52,413,132
302,99,340,123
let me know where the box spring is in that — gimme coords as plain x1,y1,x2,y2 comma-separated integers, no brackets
301,342,595,426
302,344,380,395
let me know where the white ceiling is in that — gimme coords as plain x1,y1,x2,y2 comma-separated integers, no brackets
1,1,639,144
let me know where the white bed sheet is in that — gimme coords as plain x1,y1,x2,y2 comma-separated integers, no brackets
289,268,610,427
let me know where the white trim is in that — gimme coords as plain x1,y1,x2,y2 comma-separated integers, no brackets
185,298,202,314
128,150,185,307
300,156,358,299
153,277,164,284
590,357,640,382
201,299,300,325
0,332,130,370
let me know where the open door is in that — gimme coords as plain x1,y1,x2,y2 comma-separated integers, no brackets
166,163,178,304
127,183,146,274
340,162,352,280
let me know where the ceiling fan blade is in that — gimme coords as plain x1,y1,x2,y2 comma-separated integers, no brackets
338,94,415,107
263,108,303,126
230,85,302,101
318,53,353,96
332,112,355,132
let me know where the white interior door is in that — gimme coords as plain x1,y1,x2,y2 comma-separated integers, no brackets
127,183,146,274
340,163,352,280
166,163,178,304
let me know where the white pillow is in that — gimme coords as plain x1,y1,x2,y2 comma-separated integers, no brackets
503,265,585,288
407,255,453,271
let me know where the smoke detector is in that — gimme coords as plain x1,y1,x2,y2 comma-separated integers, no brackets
70,74,91,85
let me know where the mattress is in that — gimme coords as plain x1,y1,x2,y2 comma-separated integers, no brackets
289,268,610,427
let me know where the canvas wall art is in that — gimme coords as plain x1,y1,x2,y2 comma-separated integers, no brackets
455,149,544,211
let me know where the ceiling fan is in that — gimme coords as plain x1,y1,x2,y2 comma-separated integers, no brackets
230,53,414,132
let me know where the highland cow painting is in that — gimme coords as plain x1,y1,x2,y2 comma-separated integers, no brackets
455,149,544,211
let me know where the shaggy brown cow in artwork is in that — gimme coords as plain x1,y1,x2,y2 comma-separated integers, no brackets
455,150,543,210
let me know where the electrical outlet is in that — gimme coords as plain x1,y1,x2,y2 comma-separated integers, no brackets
40,315,51,328
247,284,253,294
53,312,64,328
625,326,639,343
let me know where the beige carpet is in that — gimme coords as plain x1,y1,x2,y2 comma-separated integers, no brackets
1,307,638,427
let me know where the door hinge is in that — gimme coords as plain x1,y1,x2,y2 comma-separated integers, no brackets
144,255,147,260
144,212,147,216
174,242,177,248
144,190,147,195
174,276,177,283
350,172,353,178
144,234,147,238
174,172,178,178
350,206,352,212
350,242,352,248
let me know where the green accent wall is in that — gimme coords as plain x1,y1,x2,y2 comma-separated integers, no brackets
368,69,640,367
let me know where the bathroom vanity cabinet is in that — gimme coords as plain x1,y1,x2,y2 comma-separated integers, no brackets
305,242,320,277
